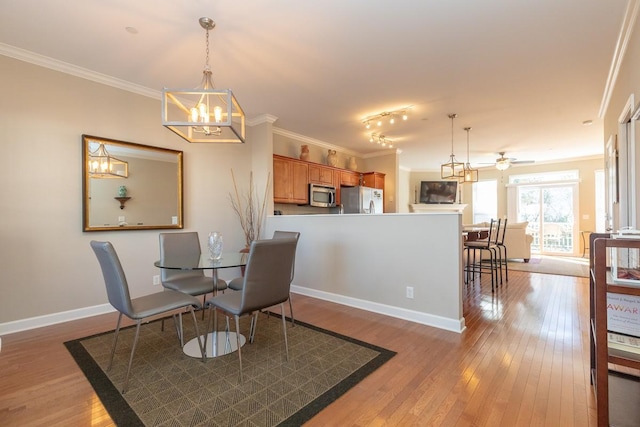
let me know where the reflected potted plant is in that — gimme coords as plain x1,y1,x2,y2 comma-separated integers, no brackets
229,169,271,252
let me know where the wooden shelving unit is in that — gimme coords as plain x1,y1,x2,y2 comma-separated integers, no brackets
590,234,640,426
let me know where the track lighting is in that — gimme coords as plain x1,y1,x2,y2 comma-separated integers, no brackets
361,107,411,128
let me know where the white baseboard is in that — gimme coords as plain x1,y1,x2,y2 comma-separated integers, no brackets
291,285,466,333
1,289,466,337
0,304,114,336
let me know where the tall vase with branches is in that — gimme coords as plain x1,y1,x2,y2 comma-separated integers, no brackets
229,169,271,249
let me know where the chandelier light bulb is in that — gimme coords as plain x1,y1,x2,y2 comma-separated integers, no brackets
365,121,371,129
390,117,395,125
402,113,408,121
377,120,382,126
198,103,208,121
213,106,222,122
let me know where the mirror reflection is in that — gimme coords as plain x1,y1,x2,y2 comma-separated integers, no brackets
82,135,183,231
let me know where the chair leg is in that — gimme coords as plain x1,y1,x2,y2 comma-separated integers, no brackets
108,313,123,372
281,303,289,361
188,306,206,362
502,246,509,282
173,312,184,347
224,317,232,353
249,311,258,344
234,315,243,383
122,320,142,393
288,294,295,327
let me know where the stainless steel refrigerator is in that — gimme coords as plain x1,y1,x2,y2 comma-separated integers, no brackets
341,186,384,213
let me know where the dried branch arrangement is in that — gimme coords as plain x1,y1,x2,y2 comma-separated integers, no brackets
229,169,271,248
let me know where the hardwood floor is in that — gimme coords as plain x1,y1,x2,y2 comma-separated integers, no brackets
0,270,595,426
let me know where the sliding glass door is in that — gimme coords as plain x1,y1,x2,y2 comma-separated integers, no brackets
517,183,578,255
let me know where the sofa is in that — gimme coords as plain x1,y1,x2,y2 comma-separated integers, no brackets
463,220,534,262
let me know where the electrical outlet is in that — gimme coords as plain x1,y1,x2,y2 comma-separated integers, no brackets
153,275,160,285
118,216,125,222
406,286,414,299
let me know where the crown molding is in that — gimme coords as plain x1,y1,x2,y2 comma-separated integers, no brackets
0,42,161,100
273,126,361,157
247,114,279,126
599,0,640,118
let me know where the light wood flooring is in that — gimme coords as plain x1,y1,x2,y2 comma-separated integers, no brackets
0,270,595,426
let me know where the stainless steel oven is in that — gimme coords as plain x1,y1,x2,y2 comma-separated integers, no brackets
309,183,337,208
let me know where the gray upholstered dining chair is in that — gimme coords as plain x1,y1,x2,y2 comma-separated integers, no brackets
159,232,227,340
205,237,297,382
90,240,205,393
228,230,300,326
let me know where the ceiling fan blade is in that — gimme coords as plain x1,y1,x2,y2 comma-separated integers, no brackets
512,160,535,164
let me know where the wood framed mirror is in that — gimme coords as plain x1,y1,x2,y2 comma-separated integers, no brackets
82,134,183,231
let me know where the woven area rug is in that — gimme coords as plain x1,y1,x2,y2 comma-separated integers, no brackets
65,313,395,426
508,255,589,278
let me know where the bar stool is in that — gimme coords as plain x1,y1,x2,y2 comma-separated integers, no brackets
464,218,502,291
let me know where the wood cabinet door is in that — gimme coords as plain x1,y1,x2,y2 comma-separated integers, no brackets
341,171,360,187
362,172,385,189
308,164,334,185
291,161,309,203
273,156,309,204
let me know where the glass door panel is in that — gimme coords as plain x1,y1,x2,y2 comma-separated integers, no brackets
517,184,577,255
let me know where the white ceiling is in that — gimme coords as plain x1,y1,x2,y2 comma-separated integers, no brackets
0,0,630,170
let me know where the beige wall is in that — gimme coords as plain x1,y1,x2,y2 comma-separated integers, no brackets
0,55,262,324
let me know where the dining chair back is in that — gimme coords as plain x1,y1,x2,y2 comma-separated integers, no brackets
205,237,298,381
228,230,300,325
159,232,227,342
272,230,300,324
90,240,205,393
159,231,227,294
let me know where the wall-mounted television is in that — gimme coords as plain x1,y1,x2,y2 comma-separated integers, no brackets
420,181,458,204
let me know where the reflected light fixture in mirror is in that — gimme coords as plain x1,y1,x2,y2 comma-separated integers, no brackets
88,143,129,178
162,17,245,143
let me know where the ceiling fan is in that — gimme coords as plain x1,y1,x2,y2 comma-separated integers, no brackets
493,152,534,170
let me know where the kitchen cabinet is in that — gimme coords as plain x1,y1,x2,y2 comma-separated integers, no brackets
341,171,361,187
273,155,308,204
308,164,334,186
590,234,640,426
362,172,385,190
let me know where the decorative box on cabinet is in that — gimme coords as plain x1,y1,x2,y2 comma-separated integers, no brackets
590,234,640,426
273,155,308,204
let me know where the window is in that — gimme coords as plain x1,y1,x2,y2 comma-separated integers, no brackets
473,180,497,223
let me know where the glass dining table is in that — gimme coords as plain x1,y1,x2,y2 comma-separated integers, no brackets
154,252,248,358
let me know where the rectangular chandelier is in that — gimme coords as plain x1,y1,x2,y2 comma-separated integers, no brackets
162,88,245,143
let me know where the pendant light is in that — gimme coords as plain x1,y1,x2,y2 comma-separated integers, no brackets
162,17,245,143
441,113,464,180
459,127,479,183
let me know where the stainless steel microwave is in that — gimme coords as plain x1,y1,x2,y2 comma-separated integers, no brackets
309,183,337,208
